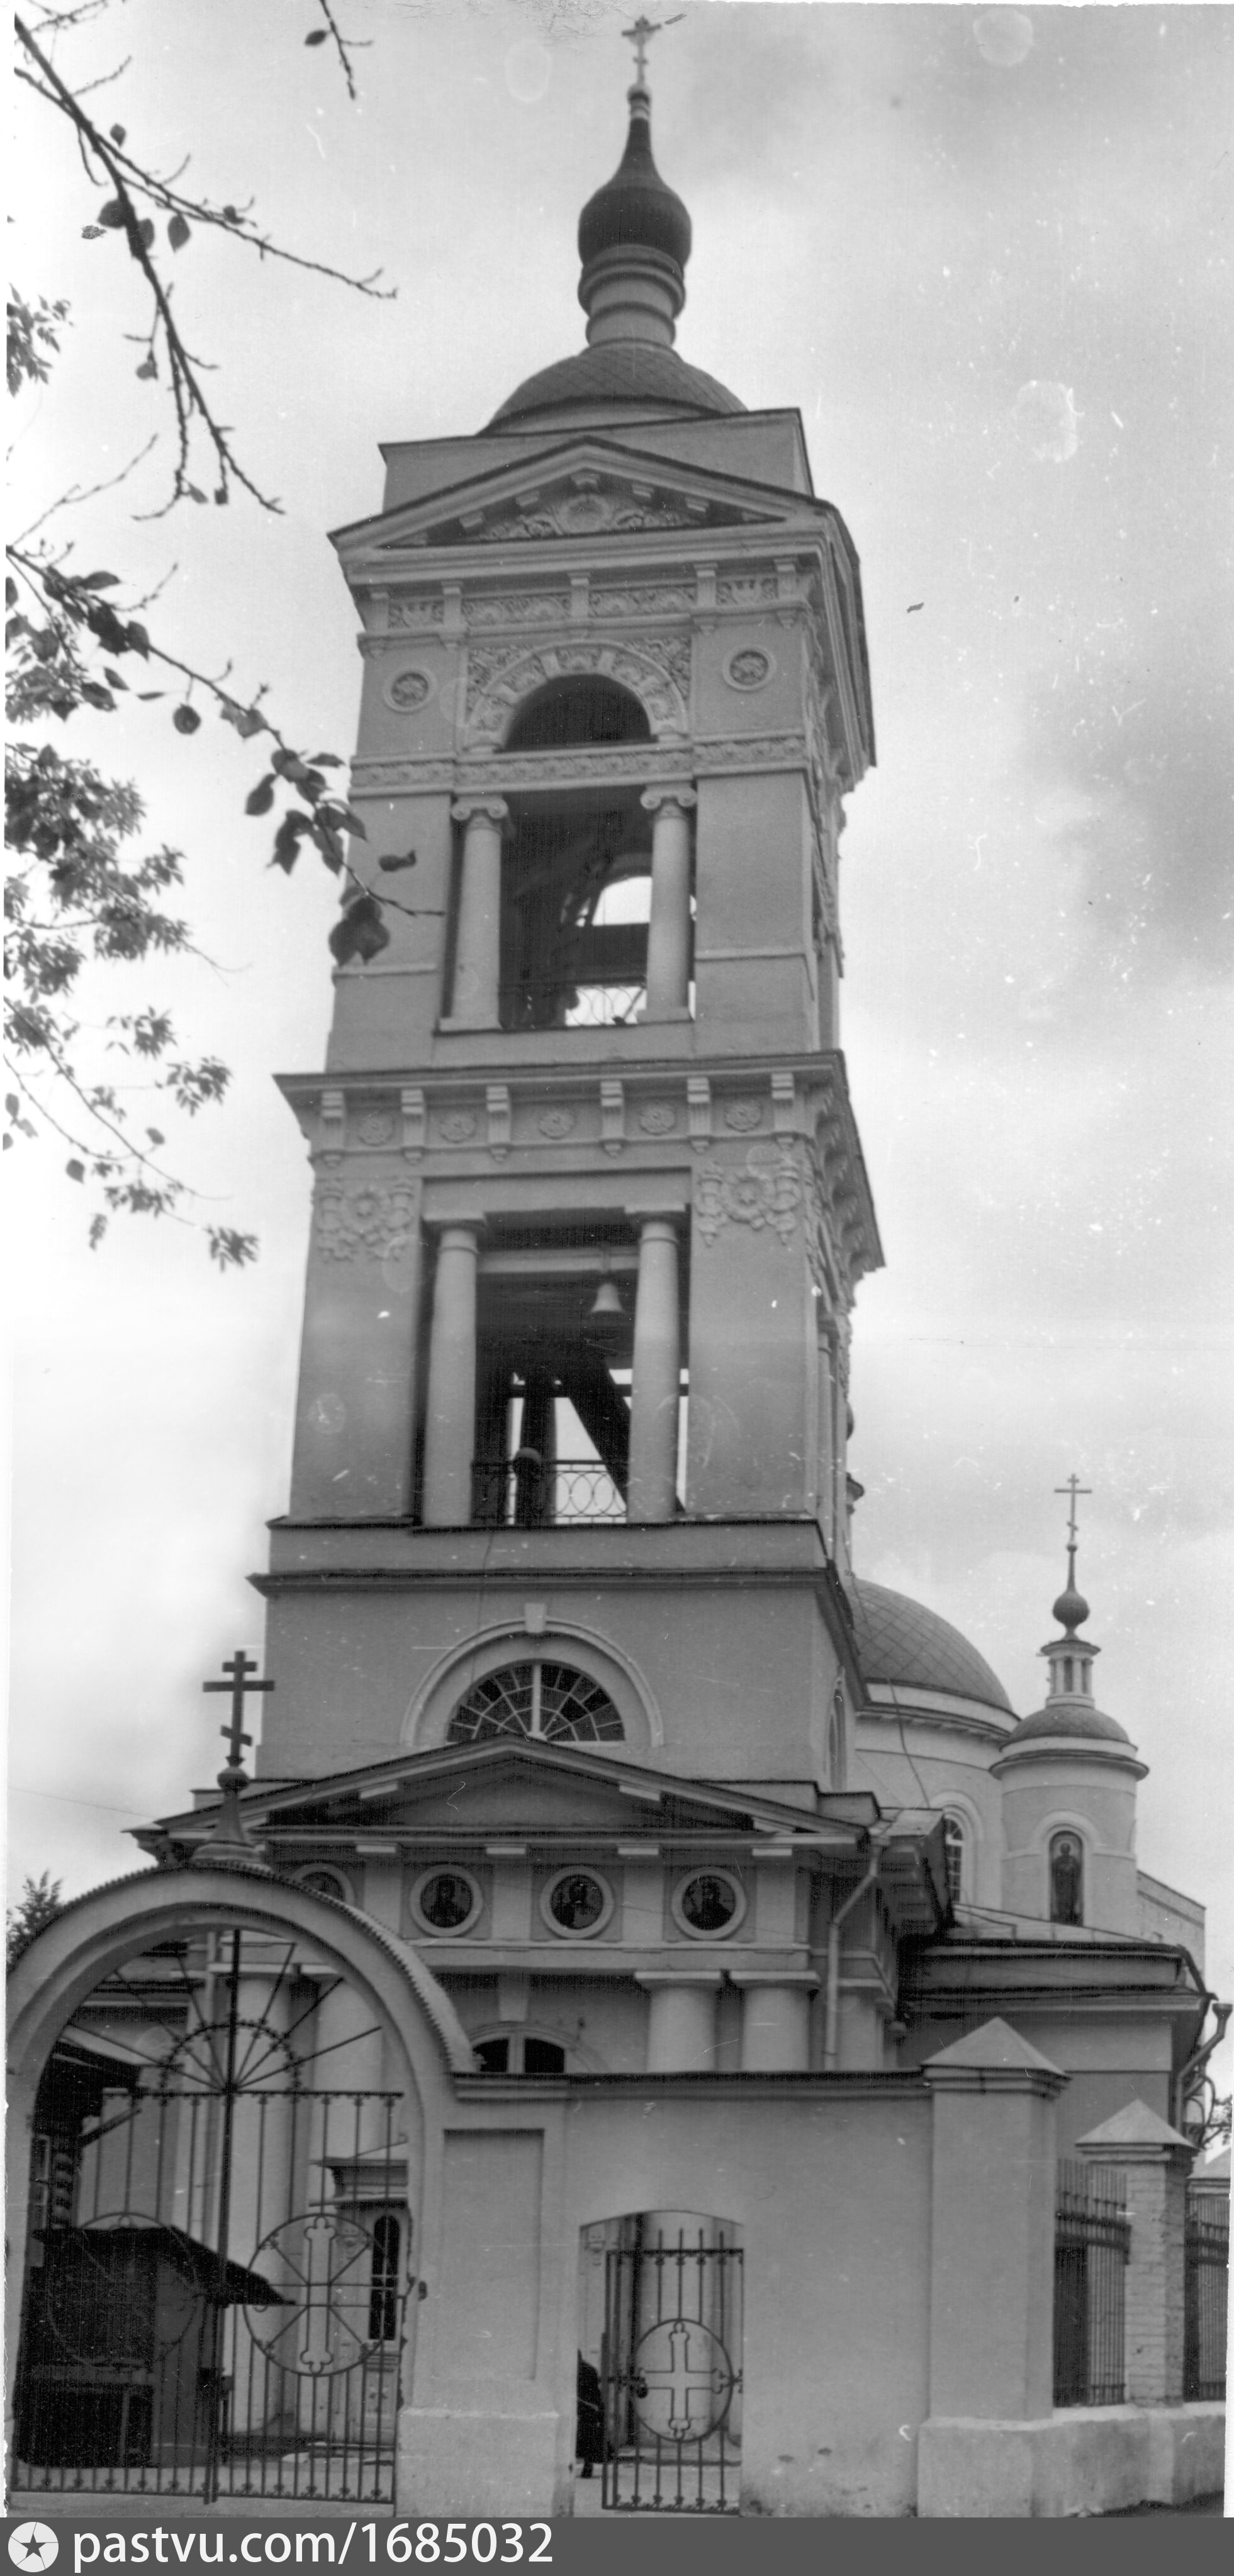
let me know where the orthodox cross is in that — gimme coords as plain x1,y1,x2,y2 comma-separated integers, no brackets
1054,1473,1092,1553
622,14,683,84
203,1648,274,1771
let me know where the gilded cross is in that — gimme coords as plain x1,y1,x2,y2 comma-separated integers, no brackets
203,1648,274,1769
622,14,683,85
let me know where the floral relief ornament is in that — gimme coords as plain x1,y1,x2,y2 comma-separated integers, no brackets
317,1184,418,1261
638,1103,677,1135
694,1144,802,1248
439,1111,478,1143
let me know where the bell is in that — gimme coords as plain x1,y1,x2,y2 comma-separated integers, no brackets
588,1278,624,1324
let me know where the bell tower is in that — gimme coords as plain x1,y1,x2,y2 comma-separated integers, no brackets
257,51,882,1806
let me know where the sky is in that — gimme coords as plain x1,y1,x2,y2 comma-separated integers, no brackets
7,2,1232,2089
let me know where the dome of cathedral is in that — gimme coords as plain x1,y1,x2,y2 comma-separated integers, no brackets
1000,1701,1132,1748
488,341,745,427
850,1579,1014,1715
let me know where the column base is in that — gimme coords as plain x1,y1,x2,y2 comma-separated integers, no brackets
396,2402,564,2517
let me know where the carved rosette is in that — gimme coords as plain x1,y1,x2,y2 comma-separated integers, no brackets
315,1181,420,1263
694,1144,803,1249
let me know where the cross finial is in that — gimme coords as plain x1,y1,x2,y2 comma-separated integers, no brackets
1054,1473,1092,1555
622,13,682,87
203,1648,274,1775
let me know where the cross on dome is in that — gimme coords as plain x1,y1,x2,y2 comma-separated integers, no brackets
1051,1475,1092,1636
622,14,683,89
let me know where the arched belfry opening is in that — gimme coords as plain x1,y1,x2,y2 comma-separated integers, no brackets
505,674,651,752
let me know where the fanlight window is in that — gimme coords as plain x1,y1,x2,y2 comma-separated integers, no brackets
447,1658,624,1746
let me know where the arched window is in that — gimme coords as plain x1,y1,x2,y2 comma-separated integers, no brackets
505,677,650,753
1049,1830,1084,1926
941,1814,966,1906
474,2034,568,2076
448,1659,624,1747
367,2212,401,2343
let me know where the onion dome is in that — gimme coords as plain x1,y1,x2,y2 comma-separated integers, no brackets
1002,1700,1131,1748
488,343,743,429
578,83,692,284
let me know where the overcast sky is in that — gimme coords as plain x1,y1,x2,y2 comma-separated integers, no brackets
8,2,1232,2083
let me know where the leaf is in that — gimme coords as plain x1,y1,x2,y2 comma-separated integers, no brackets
110,124,127,144
305,27,328,43
66,1158,85,1182
187,485,208,503
98,199,127,229
167,213,191,252
2,1135,11,1152
146,1127,165,1146
272,811,310,874
137,690,165,700
222,204,239,223
131,219,156,256
328,894,391,968
135,354,158,380
103,668,128,689
172,704,201,734
5,579,17,608
88,1215,107,1249
6,1095,18,1118
82,226,106,242
80,573,121,590
126,621,150,657
244,774,276,816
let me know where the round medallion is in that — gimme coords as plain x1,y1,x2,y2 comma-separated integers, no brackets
439,1111,478,1143
672,1869,746,1940
638,1103,677,1135
538,1106,576,1139
386,665,434,711
724,1100,763,1132
724,646,773,692
357,1110,396,1147
542,1868,614,1939
412,1867,482,1937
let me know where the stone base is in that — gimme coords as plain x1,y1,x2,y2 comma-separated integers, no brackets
918,2403,1226,2518
396,2404,563,2517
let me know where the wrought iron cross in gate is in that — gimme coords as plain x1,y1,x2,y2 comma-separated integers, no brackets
203,1648,274,1769
636,2318,729,2441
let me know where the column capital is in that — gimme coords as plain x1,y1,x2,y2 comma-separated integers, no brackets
433,1221,482,1254
451,796,509,828
641,785,697,817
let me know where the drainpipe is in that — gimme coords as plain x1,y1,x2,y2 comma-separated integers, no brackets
1172,1993,1231,2137
822,1852,881,2073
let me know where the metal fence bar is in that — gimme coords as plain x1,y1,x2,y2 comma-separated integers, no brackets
471,1457,626,1526
1184,2199,1229,2400
1053,2159,1130,2408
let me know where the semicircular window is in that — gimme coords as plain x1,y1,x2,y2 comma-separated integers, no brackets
447,1658,624,1747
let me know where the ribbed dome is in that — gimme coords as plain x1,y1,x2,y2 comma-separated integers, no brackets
850,1580,1014,1715
578,88,692,276
1001,1701,1132,1748
488,341,744,428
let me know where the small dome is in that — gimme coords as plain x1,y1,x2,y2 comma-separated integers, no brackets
488,340,744,428
578,89,692,278
850,1580,1014,1715
1002,1701,1132,1748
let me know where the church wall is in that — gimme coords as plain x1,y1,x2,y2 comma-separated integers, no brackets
999,1762,1140,1934
1136,1871,1206,1971
902,2011,1175,2157
693,770,817,1045
325,789,455,1071
849,1721,1005,1910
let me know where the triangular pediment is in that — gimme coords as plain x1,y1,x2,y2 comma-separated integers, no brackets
332,436,824,569
140,1741,865,1859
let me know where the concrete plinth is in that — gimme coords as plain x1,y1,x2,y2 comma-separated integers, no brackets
396,2402,563,2517
917,2402,1226,2519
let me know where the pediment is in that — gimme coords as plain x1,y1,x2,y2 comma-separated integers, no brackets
333,436,819,569
143,1741,862,1857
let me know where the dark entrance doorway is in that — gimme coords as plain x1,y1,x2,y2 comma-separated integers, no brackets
14,1928,410,2502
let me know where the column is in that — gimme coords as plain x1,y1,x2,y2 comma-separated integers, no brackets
447,798,507,1030
730,1972,817,2071
636,1972,722,2073
917,2017,1066,2519
422,1226,480,1526
1076,2099,1192,2405
628,1217,680,1522
641,787,696,1021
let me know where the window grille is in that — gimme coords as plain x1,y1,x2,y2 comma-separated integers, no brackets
447,1659,624,1746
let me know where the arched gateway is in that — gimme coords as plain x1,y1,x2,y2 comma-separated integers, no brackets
6,1867,472,2506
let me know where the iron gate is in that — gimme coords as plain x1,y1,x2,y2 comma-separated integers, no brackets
601,2232,742,2513
14,1930,410,2501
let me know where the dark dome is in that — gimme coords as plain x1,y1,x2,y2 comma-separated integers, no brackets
578,94,692,276
850,1579,1014,1716
1001,1702,1132,1748
488,340,744,428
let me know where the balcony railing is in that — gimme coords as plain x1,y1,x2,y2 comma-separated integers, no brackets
498,979,646,1033
471,1456,625,1526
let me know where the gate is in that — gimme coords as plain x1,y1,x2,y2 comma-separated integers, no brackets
14,1928,410,2501
1053,2160,1130,2407
1184,2193,1229,2400
601,2230,742,2513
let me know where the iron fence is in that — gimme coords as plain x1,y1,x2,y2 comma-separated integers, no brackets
1184,2194,1229,2400
498,979,647,1033
471,1456,625,1526
1053,2160,1130,2407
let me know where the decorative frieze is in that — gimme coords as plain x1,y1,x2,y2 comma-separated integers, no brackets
389,597,444,630
695,1145,803,1249
464,637,691,743
464,592,570,629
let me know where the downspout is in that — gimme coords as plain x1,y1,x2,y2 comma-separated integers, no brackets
1172,1992,1231,2137
822,1851,881,2072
